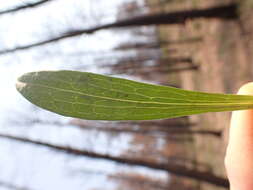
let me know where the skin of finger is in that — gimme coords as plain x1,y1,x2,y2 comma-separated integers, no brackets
225,82,253,190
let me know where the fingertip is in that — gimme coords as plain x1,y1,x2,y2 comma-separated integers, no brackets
225,82,253,190
237,82,253,95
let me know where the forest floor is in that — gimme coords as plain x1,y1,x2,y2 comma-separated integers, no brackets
147,0,253,189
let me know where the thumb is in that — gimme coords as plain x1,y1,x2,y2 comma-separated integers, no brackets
225,82,253,190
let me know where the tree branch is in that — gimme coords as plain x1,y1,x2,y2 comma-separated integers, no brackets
0,3,237,55
0,133,229,187
0,0,54,16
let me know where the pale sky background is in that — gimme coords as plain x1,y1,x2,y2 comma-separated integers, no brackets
0,0,168,190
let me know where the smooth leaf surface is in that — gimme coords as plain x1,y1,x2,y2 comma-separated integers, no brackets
16,70,253,120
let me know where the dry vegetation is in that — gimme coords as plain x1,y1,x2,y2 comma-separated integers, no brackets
143,0,253,189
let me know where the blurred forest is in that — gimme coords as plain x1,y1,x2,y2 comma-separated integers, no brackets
1,0,253,189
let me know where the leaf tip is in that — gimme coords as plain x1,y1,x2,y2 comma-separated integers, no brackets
16,73,29,93
16,80,27,93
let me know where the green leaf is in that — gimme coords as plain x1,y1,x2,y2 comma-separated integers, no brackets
16,70,253,120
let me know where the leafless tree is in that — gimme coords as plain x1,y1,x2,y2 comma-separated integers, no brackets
99,56,192,67
72,168,169,190
114,37,203,50
72,121,221,138
109,173,169,190
111,64,199,75
0,133,229,187
0,0,54,16
0,3,237,55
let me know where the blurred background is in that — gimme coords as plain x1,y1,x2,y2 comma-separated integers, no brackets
0,0,252,189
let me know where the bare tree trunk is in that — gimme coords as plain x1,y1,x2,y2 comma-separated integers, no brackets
114,120,196,132
108,174,169,190
100,57,192,68
111,64,199,75
74,122,221,138
0,0,54,16
0,4,237,55
74,168,169,190
159,129,221,137
123,119,194,128
114,37,203,50
107,61,190,73
0,133,229,187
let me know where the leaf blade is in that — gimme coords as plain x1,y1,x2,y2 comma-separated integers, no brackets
16,70,253,120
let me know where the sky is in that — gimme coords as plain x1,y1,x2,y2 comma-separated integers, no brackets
0,0,168,190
